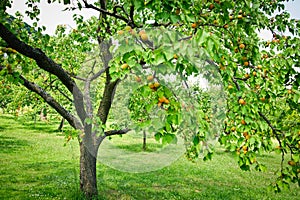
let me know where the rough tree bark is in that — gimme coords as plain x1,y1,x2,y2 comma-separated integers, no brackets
79,139,98,198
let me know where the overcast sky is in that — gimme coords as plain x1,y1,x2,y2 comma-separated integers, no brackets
7,1,300,39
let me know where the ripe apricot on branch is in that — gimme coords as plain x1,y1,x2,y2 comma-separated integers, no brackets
124,26,131,31
241,119,246,125
140,33,148,41
149,83,155,89
139,30,146,36
164,98,170,104
153,82,160,88
135,76,141,82
244,61,249,66
117,30,124,35
121,63,129,69
147,75,154,81
256,65,262,69
130,29,136,36
288,160,296,166
209,4,215,10
223,24,229,29
239,98,246,105
158,96,167,103
239,43,245,49
191,23,197,28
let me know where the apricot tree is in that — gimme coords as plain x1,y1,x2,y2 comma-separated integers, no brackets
0,0,299,198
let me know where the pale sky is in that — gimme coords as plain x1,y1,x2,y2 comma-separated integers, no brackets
7,0,300,38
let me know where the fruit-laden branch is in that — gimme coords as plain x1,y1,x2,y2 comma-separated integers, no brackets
230,67,287,172
19,75,83,130
0,22,87,124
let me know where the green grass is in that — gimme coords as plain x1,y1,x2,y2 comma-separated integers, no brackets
0,115,299,200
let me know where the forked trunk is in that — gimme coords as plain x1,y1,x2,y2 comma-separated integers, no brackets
80,141,98,199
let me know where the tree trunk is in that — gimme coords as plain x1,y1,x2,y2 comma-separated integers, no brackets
143,130,147,151
57,118,64,131
80,141,98,199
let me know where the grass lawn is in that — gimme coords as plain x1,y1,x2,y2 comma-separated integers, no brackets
0,114,299,199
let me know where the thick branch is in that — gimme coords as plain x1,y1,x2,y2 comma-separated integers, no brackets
0,22,87,124
19,75,82,130
258,111,280,134
104,128,131,137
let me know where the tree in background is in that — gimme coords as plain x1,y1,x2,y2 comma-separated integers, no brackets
0,0,299,198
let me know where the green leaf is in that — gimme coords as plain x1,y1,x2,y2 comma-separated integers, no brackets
63,0,71,5
162,134,175,145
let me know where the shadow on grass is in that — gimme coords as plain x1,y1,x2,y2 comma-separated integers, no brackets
0,135,30,153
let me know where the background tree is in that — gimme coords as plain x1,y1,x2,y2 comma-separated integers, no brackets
0,0,299,198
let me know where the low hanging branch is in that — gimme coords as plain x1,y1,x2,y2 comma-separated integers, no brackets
104,128,131,137
0,22,87,124
19,75,82,130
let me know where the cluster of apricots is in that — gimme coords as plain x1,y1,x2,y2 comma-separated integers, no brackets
157,96,170,108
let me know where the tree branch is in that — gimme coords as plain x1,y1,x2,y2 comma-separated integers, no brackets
0,22,87,124
19,75,82,130
82,0,131,26
104,128,131,137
